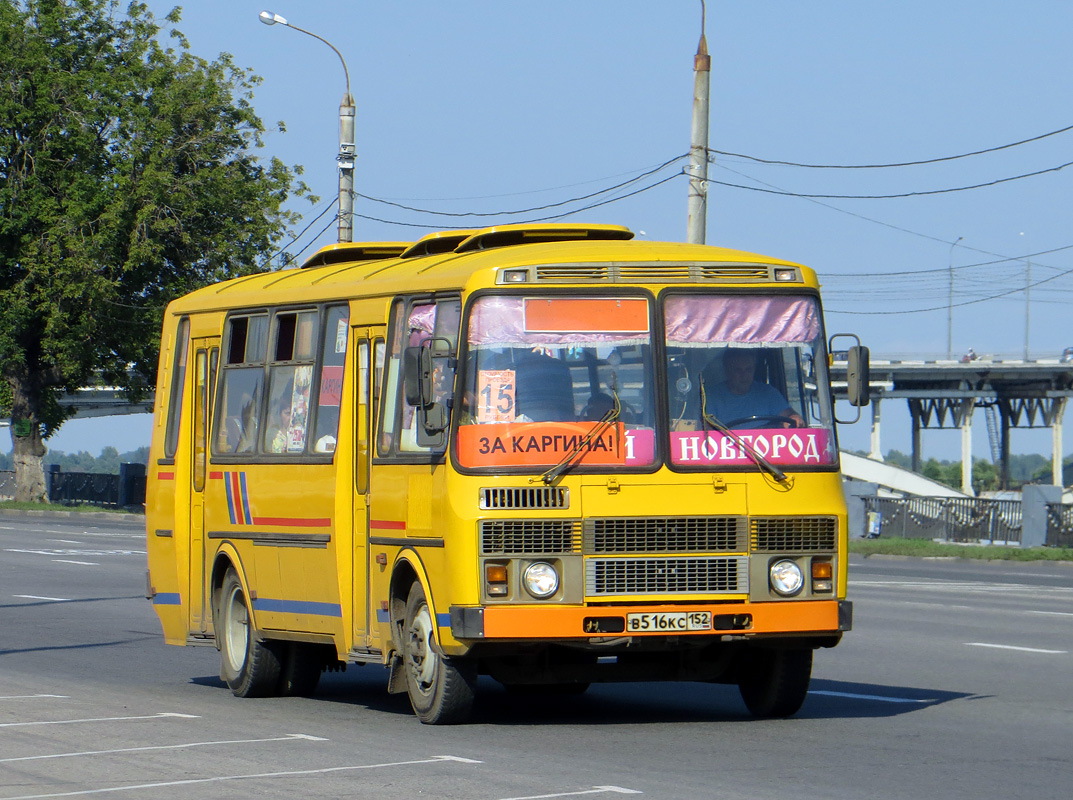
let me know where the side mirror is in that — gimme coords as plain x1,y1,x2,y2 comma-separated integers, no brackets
403,345,433,408
846,345,870,407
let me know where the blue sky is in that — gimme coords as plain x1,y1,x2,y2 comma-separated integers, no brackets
9,0,1073,461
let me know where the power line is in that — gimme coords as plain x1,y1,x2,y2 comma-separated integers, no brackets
710,122,1073,169
354,154,688,218
711,159,1073,200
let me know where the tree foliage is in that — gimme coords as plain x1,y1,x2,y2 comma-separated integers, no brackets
0,0,312,500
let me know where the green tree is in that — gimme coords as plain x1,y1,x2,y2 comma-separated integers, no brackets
1,1,312,501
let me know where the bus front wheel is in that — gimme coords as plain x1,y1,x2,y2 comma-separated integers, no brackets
217,568,281,698
400,583,476,724
737,647,812,718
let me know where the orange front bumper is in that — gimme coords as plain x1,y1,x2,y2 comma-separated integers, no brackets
459,599,849,640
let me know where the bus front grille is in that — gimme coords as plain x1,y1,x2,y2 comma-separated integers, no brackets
480,519,582,555
480,486,568,510
585,556,748,596
751,517,837,552
584,517,746,553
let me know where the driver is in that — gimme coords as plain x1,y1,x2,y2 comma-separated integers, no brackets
703,348,804,428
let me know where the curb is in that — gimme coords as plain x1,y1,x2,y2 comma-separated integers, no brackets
0,508,146,527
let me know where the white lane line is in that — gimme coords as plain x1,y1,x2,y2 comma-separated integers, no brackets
0,712,199,728
13,595,71,602
966,642,1067,654
1026,610,1073,617
809,690,930,704
48,540,84,545
52,560,99,566
0,754,482,799
0,732,328,764
499,787,643,800
5,548,146,556
0,694,70,701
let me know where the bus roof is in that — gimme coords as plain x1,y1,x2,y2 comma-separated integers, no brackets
166,223,815,316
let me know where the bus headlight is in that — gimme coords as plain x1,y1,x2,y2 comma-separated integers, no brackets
523,562,559,598
770,559,804,596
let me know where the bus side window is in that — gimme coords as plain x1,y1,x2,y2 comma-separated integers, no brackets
379,297,459,456
263,310,319,455
311,305,349,454
163,317,189,460
215,314,268,455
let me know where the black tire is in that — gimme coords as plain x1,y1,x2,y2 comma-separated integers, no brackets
216,568,281,698
277,643,324,697
738,647,812,718
400,582,476,724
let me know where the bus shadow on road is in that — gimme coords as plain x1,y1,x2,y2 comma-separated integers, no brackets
800,678,976,719
186,672,973,724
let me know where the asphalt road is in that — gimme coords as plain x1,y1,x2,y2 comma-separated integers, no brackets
1,512,1071,800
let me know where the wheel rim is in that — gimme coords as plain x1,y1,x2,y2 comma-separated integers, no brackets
405,602,437,696
223,585,249,673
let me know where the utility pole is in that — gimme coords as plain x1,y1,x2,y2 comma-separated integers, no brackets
259,11,355,243
686,1,710,244
947,236,962,360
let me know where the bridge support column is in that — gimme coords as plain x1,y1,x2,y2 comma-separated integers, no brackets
1053,398,1066,487
960,399,974,496
869,398,883,461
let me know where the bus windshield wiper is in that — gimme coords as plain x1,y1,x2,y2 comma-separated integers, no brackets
539,389,621,485
699,381,789,486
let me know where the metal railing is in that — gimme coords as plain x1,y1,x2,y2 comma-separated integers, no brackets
862,496,1023,544
1045,504,1073,549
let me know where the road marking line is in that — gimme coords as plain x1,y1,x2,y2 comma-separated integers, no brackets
0,754,482,799
48,540,84,544
0,694,70,701
965,642,1067,654
5,548,146,556
52,560,99,566
0,733,327,763
0,712,199,728
809,690,930,704
13,595,71,602
1026,610,1073,617
498,788,643,800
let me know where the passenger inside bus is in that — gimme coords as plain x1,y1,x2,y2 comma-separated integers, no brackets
513,352,575,422
702,348,804,428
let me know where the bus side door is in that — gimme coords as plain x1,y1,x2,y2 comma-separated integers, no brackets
189,339,218,635
353,327,385,646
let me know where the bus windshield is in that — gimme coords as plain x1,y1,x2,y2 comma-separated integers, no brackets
663,293,837,468
456,295,657,469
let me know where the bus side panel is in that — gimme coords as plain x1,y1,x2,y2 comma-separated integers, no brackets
146,314,194,645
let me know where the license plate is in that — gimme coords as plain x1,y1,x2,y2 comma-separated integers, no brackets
626,611,712,632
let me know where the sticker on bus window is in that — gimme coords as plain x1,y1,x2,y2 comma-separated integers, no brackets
476,369,516,423
335,318,347,354
319,365,343,407
456,421,654,468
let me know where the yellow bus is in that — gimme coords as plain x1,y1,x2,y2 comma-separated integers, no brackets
145,223,868,724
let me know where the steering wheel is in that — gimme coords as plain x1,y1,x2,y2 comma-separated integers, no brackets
724,414,801,430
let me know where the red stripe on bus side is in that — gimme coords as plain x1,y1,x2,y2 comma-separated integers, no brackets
209,471,224,480
369,519,407,530
251,517,332,528
157,472,175,480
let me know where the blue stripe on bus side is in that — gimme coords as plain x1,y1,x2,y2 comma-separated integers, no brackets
239,472,253,525
224,473,237,525
252,598,342,617
151,593,182,605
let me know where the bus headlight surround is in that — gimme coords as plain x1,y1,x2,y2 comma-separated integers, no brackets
523,562,559,599
770,559,804,597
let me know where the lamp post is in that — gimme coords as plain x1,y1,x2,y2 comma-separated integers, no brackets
686,0,710,244
947,236,962,359
259,11,355,243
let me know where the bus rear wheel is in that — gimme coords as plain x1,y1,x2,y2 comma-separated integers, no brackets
401,583,475,724
737,647,812,718
217,568,281,698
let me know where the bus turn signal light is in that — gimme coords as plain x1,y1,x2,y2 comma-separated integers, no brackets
812,560,833,593
486,564,508,596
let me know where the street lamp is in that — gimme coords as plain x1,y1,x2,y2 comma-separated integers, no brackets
947,236,962,360
259,11,355,243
